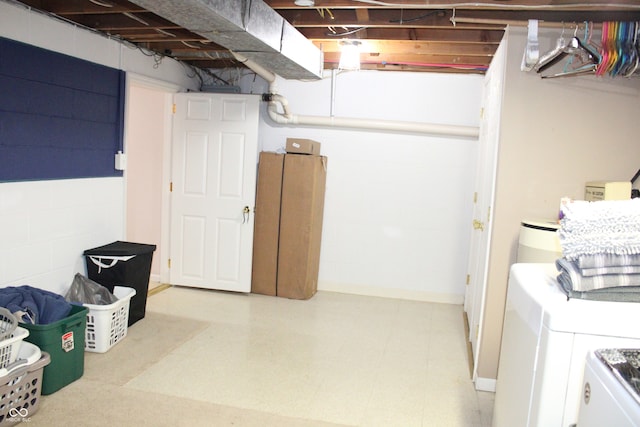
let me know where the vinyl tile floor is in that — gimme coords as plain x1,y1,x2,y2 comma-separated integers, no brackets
30,286,495,426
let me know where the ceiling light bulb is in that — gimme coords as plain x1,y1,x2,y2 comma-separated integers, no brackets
338,40,361,71
294,0,315,6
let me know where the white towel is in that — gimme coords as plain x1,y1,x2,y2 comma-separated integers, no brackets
559,199,640,260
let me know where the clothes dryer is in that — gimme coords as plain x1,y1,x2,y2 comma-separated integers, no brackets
578,350,640,427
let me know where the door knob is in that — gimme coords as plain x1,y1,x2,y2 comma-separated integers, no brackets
242,206,250,224
473,219,484,231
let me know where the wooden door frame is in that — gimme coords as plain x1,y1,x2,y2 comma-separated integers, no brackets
124,73,180,285
467,38,506,391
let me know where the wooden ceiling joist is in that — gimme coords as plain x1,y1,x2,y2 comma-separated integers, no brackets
13,0,640,75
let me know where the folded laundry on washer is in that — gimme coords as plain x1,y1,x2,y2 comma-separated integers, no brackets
556,258,640,293
0,285,72,324
580,264,640,277
575,253,640,269
577,252,640,277
559,283,640,302
559,199,640,260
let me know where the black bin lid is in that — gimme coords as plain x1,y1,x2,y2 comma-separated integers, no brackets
84,241,157,256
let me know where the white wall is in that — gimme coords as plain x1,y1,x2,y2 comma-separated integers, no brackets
477,26,640,382
0,1,483,303
243,70,484,303
0,179,124,295
0,1,199,294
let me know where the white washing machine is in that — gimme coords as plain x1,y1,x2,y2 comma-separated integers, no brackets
492,263,640,427
578,349,640,427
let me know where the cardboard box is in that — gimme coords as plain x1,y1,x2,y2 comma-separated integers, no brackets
584,181,631,201
251,152,284,296
251,152,327,300
286,138,321,155
277,154,327,299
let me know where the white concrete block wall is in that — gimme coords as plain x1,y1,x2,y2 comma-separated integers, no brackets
0,178,124,295
1,1,483,303
0,1,199,296
246,70,483,304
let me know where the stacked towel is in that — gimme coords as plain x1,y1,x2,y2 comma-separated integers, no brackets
556,199,640,300
559,199,640,260
556,258,640,292
575,253,640,276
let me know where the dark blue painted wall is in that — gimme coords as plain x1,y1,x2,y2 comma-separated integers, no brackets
0,37,125,182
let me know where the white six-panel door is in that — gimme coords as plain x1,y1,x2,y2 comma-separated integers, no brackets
464,39,505,386
169,93,259,292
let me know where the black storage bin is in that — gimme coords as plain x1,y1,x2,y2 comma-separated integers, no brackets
84,241,156,326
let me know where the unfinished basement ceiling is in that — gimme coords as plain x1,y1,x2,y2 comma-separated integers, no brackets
8,0,640,78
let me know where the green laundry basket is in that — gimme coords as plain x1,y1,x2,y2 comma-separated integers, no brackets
19,304,87,395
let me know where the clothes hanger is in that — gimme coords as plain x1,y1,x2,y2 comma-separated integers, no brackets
537,21,640,79
578,21,601,62
538,42,599,78
623,22,640,76
539,65,596,79
598,21,620,76
595,21,610,76
533,25,569,72
535,25,599,75
617,22,638,77
538,23,602,78
595,21,639,77
611,21,628,76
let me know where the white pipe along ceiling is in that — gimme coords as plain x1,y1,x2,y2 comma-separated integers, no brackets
232,52,479,138
132,0,479,139
264,93,480,138
233,52,480,139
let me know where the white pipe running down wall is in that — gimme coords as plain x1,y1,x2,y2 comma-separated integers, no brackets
232,52,480,139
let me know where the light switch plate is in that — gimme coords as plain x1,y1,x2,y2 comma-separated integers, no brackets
115,151,127,170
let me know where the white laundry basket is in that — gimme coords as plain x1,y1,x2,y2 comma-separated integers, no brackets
0,327,29,370
83,286,136,353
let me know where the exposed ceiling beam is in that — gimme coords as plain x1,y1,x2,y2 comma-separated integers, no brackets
12,0,640,77
266,0,640,11
128,0,324,79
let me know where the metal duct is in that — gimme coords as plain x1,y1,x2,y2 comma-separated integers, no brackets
128,0,323,80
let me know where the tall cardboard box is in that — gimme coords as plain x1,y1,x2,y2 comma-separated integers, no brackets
277,154,327,299
251,152,284,296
